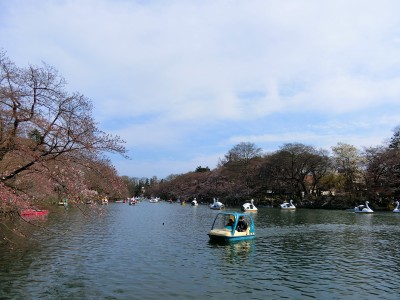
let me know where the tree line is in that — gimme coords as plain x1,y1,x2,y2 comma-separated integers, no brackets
142,131,400,210
0,50,128,214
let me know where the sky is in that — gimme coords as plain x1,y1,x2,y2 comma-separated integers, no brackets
1,0,400,179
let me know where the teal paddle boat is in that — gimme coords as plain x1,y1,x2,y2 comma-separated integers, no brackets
208,211,255,243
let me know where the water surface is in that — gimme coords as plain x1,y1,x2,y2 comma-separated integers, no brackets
1,202,400,299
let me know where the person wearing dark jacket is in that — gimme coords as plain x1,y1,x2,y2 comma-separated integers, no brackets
236,216,247,232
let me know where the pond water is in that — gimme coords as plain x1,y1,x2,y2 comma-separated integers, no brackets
1,202,400,299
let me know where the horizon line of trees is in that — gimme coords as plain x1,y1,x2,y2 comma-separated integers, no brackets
134,128,400,209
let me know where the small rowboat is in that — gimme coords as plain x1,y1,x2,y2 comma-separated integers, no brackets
21,209,49,216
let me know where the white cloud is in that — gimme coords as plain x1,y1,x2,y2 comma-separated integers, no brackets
2,0,400,178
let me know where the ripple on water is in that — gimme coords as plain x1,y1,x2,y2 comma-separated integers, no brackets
2,205,400,299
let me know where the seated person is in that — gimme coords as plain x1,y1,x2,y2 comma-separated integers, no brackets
236,216,248,232
226,217,234,229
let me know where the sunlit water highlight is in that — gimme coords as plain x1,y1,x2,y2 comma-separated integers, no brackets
2,202,400,299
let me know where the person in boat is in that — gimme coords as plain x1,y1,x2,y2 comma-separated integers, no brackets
226,217,234,229
236,216,248,232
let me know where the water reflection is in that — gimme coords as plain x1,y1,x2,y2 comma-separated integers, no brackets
209,240,255,264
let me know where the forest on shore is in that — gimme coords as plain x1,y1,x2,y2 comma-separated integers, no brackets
126,134,400,211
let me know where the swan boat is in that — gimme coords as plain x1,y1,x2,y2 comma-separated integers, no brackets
191,198,198,206
280,199,296,210
394,201,400,213
242,199,258,212
129,198,138,205
210,198,224,210
354,201,373,213
149,197,160,203
208,212,255,243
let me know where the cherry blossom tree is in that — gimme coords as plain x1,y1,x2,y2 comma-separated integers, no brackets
0,50,127,211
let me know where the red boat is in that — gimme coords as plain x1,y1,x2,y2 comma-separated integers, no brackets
20,209,49,217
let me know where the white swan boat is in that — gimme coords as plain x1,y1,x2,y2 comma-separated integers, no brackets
149,197,160,203
280,199,296,210
210,198,224,210
354,201,373,213
393,201,400,213
242,199,257,212
129,198,138,205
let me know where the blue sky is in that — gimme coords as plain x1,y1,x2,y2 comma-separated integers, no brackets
1,0,400,179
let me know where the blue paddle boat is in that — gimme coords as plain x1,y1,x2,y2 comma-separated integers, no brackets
208,212,255,243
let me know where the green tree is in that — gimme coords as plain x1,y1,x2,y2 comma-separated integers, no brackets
195,166,210,172
388,125,400,149
331,142,364,193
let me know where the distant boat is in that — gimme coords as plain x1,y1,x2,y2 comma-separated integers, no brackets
242,199,257,212
21,209,49,216
149,197,160,203
210,198,224,210
58,198,68,207
280,200,296,210
20,209,49,219
191,198,198,206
